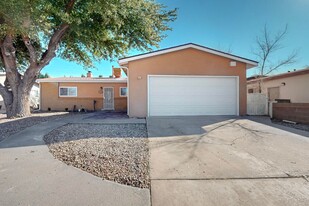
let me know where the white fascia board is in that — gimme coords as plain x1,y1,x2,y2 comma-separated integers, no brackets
118,44,258,68
37,79,127,83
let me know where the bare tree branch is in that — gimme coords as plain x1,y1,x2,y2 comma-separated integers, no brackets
39,24,70,68
65,0,76,12
23,0,76,90
264,51,298,75
38,0,76,68
0,35,22,93
254,24,297,76
22,36,37,66
252,24,298,92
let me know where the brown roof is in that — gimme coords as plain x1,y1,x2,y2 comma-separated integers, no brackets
247,67,309,84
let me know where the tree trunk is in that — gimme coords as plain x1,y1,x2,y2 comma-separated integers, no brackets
4,85,31,118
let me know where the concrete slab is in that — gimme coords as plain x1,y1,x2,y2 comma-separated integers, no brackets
151,178,309,206
0,114,150,206
148,116,309,205
149,117,309,179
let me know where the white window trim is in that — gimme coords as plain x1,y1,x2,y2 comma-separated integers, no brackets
59,86,78,97
119,87,128,97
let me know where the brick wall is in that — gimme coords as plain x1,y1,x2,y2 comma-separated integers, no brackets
273,103,309,124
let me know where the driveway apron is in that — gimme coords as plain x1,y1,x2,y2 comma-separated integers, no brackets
0,113,150,206
147,116,309,206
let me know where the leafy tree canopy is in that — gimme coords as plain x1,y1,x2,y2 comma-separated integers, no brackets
0,0,176,117
0,0,177,70
38,72,50,78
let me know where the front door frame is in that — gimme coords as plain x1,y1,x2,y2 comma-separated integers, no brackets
103,87,115,110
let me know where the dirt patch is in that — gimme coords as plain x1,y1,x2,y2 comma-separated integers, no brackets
44,123,150,188
272,119,309,132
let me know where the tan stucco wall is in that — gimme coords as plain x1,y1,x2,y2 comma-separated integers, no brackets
127,48,248,117
40,82,127,111
247,73,309,103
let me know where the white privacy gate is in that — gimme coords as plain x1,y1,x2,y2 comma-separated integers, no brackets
247,93,268,115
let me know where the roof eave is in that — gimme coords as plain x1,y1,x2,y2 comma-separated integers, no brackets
118,43,258,67
37,79,127,83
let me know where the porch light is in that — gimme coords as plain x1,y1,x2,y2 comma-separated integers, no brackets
230,61,237,67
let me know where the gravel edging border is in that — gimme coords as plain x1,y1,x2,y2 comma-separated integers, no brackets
0,112,73,143
272,119,309,132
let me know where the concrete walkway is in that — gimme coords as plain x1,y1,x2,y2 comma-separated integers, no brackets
148,116,309,206
0,113,150,206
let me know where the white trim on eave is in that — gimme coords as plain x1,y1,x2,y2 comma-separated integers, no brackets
118,44,258,69
37,78,127,83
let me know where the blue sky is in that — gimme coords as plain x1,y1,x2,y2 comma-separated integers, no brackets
42,0,309,78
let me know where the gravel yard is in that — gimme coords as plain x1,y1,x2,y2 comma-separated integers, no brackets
0,112,73,142
272,119,309,132
44,123,150,188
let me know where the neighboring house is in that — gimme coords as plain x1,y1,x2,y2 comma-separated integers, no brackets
0,72,40,111
0,72,5,111
247,67,309,102
38,71,127,112
119,43,258,117
38,43,258,117
30,82,40,108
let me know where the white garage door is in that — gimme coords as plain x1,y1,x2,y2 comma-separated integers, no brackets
148,75,238,116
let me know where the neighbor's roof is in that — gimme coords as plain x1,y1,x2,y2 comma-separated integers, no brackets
118,43,258,68
0,72,41,86
37,77,127,83
247,67,309,84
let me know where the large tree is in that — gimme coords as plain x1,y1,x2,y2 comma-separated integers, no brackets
253,25,297,92
0,0,176,118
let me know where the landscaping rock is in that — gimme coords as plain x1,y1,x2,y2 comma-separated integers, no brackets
272,119,309,132
44,123,150,188
0,112,72,142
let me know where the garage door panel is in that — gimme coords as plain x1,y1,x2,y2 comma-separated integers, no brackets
151,105,236,116
148,76,238,116
150,96,235,105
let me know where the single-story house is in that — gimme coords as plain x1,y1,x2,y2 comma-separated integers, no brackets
120,43,258,117
247,67,309,102
38,43,258,117
38,71,127,112
0,72,40,111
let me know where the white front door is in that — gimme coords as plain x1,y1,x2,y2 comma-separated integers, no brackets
148,75,238,116
103,87,114,110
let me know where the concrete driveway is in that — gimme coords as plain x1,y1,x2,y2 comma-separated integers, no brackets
147,116,309,206
0,113,149,206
